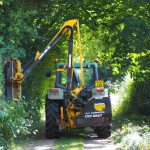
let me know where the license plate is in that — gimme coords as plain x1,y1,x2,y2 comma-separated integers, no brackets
85,114,102,118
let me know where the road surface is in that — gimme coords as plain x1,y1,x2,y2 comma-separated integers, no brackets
15,131,54,150
84,128,116,150
16,94,119,150
16,128,116,150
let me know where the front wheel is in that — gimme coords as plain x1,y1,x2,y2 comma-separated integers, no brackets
95,125,111,138
45,95,60,139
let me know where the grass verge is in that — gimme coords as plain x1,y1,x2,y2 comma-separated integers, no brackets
112,114,150,150
54,129,84,150
111,75,150,149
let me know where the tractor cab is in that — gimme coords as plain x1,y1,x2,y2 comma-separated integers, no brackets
55,62,99,90
54,62,109,102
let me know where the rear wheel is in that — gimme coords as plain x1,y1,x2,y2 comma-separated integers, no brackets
95,125,111,138
45,95,60,139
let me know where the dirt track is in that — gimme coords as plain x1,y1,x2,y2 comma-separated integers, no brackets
83,128,116,150
15,131,54,150
16,128,116,150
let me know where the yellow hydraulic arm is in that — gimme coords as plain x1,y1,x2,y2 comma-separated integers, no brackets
5,19,84,99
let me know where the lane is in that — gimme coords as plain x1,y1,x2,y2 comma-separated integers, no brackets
84,138,115,150
15,127,116,150
15,130,54,150
16,139,54,150
15,93,119,150
83,128,116,150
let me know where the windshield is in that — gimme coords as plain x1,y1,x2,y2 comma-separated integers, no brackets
74,68,94,87
59,67,94,87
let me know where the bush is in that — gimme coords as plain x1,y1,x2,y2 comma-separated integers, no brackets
0,100,32,149
134,79,150,115
112,74,150,149
112,116,150,150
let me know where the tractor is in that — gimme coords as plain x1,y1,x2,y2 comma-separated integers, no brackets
45,62,112,138
4,19,112,139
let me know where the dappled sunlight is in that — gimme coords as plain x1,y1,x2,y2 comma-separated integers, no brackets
15,131,54,150
83,128,115,150
112,120,150,149
110,94,120,107
84,139,115,150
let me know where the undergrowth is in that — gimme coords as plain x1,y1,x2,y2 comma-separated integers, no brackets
112,75,150,150
113,74,135,116
112,115,150,150
0,99,41,150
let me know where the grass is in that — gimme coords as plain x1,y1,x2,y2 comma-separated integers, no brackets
54,129,84,150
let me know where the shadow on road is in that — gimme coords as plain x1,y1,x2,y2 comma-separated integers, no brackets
16,124,116,150
82,128,116,150
57,127,116,150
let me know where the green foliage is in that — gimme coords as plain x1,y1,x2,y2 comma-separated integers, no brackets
113,73,150,116
112,75,150,149
0,0,150,148
0,0,39,148
113,75,135,116
22,52,59,126
0,100,29,149
134,79,150,115
0,0,38,61
112,115,150,150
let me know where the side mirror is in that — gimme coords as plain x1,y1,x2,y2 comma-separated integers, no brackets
45,70,51,77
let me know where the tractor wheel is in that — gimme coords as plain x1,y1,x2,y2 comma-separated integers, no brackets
95,125,111,138
45,95,60,139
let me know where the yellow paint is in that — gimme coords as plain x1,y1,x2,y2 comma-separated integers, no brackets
65,98,82,129
95,80,104,87
34,51,41,60
94,103,106,111
14,72,24,83
14,60,24,83
11,61,14,99
16,60,21,72
63,20,78,27
56,68,66,72
66,102,76,128
76,20,84,87
46,19,84,89
9,19,84,104
60,106,64,120
11,60,24,99
71,86,83,96
76,112,81,116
